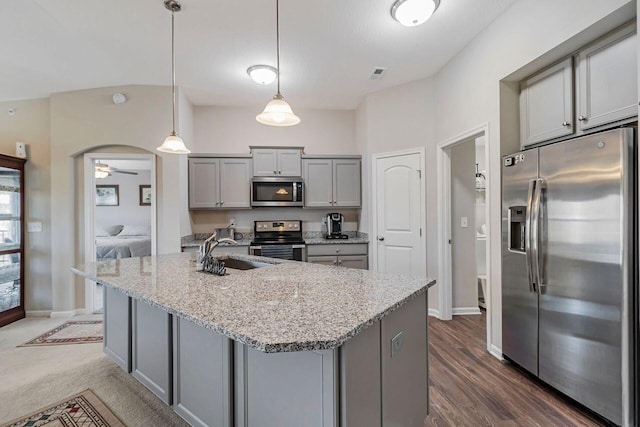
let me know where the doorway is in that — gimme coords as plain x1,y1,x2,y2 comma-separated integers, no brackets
371,148,426,278
83,153,157,314
437,124,492,351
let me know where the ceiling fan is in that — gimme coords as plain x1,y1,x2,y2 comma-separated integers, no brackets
95,162,139,179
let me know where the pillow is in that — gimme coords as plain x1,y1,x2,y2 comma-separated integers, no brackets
95,227,110,237
118,225,151,237
96,225,123,237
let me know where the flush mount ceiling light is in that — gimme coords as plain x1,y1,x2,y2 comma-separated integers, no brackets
247,65,278,85
391,0,440,27
256,0,301,127
157,0,191,154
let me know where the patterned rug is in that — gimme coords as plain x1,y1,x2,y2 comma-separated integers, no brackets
19,321,103,347
0,389,124,427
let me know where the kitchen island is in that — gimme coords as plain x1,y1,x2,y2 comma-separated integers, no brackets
72,253,434,427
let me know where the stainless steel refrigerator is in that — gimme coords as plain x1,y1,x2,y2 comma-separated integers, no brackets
502,127,636,426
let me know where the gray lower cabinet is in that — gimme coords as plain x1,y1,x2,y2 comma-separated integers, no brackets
103,286,131,372
307,243,368,270
173,317,233,427
132,299,173,404
577,23,637,132
303,157,361,208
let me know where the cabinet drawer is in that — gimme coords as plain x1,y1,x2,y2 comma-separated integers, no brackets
307,244,368,257
307,255,338,266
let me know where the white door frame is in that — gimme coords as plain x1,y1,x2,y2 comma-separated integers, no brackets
371,147,427,277
83,152,157,313
437,123,492,348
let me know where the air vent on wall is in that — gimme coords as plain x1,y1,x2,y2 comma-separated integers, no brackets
369,67,387,80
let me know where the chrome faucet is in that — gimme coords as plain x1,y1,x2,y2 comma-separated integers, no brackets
199,231,238,261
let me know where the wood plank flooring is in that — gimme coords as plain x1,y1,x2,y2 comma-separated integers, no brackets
425,313,610,427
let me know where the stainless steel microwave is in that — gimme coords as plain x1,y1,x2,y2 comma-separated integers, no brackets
251,177,304,207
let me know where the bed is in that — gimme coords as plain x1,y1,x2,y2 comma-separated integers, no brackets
96,225,151,260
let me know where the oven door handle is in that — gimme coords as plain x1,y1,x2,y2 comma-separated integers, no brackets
291,244,306,249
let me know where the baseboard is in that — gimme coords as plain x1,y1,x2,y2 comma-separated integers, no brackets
428,308,440,318
50,308,90,318
452,307,482,315
26,310,52,317
489,344,503,361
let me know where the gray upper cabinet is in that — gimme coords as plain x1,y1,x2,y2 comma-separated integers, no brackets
252,148,302,177
189,157,251,209
303,157,361,208
520,57,574,147
577,24,637,132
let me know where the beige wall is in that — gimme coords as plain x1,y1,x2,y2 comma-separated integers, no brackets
450,141,477,310
0,98,51,312
50,85,188,313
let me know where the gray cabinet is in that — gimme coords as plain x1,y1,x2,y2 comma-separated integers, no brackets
132,299,173,404
252,148,302,177
303,157,361,208
577,24,637,132
307,244,368,270
520,57,574,147
103,286,131,372
188,157,252,209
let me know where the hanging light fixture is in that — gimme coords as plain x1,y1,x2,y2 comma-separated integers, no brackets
256,0,300,127
391,0,440,27
157,0,191,154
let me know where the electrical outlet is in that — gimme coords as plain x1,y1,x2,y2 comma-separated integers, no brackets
391,331,404,358
461,217,468,228
229,217,237,227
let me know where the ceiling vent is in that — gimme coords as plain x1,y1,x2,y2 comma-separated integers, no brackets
369,67,387,80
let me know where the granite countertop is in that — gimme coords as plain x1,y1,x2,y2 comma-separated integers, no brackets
181,232,369,248
72,253,434,353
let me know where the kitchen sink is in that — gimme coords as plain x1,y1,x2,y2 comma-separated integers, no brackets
222,258,273,271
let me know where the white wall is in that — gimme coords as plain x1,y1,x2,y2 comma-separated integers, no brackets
95,170,151,230
451,140,478,310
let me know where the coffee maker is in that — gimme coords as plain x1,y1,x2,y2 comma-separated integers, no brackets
325,213,348,239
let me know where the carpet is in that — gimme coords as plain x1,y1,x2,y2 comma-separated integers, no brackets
0,389,124,427
19,321,103,347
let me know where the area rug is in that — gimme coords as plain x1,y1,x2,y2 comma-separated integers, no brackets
19,320,103,347
0,389,124,427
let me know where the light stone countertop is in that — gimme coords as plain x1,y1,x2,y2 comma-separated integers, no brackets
72,252,434,353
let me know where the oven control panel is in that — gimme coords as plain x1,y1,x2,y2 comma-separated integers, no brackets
255,220,301,232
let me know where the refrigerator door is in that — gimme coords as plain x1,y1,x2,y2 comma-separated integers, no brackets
502,148,539,375
537,128,634,426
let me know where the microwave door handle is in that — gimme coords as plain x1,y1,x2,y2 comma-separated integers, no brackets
525,179,536,293
533,179,545,294
293,182,297,202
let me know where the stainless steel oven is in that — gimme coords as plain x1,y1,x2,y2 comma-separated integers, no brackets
249,220,306,261
251,177,304,207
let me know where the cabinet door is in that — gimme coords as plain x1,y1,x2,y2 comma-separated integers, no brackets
189,158,220,209
338,255,368,270
307,255,338,266
303,159,333,208
220,158,252,209
252,149,279,176
578,25,637,132
520,57,574,147
333,159,361,207
277,149,302,176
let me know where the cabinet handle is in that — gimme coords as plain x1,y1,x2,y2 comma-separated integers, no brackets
338,260,342,265
578,115,587,122
333,260,337,265
329,200,333,204
562,121,570,127
278,170,282,175
336,248,340,253
274,170,277,175
220,201,224,205
378,236,385,241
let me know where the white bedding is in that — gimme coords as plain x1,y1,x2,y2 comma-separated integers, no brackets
96,236,151,260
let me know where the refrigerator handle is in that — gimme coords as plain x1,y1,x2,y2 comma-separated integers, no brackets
532,178,546,293
525,179,537,293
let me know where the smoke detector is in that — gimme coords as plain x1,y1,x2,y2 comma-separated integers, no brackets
112,93,127,105
369,67,387,80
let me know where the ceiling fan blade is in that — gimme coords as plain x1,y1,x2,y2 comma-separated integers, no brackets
112,170,138,175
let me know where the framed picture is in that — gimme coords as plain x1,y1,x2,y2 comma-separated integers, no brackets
139,185,152,206
96,185,119,206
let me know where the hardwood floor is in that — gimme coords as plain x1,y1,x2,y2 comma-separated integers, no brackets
425,312,610,427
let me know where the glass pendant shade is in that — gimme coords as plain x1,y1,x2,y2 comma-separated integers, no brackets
256,94,301,126
157,133,191,154
95,169,109,179
391,0,439,27
248,65,278,85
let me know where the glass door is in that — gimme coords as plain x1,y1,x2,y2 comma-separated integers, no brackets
0,157,25,328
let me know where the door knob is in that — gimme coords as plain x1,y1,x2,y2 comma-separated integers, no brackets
378,236,385,241
562,121,570,127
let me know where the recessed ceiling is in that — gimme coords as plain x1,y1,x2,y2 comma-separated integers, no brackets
1,0,516,109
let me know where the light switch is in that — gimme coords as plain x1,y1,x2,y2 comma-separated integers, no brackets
27,222,42,233
461,217,468,228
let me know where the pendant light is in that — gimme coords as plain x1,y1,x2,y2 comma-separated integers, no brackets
157,0,191,154
256,0,300,127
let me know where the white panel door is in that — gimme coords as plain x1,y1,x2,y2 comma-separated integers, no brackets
220,158,252,208
375,153,424,277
